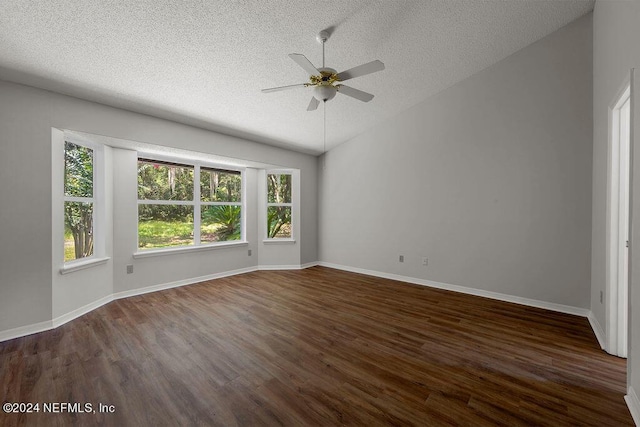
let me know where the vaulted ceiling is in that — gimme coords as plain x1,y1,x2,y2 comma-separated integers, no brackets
0,1,594,155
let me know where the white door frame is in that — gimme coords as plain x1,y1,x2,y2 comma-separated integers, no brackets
606,78,631,358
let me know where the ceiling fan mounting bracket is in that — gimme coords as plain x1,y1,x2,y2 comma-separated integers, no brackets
316,30,330,44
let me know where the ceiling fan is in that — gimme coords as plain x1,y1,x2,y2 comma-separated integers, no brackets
262,30,385,111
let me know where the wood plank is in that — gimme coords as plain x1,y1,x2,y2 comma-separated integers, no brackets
0,267,632,426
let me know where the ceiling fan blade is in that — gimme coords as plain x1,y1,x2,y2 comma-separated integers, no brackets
261,83,307,93
336,85,374,102
336,60,385,81
289,53,320,76
307,97,320,111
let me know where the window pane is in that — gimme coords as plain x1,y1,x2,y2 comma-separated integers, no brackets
64,142,93,197
267,174,292,203
64,201,94,261
137,160,194,201
138,205,194,249
267,206,291,238
201,169,241,202
201,205,241,243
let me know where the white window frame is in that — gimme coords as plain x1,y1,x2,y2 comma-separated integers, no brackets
135,153,246,256
59,134,108,273
198,164,245,244
265,169,295,242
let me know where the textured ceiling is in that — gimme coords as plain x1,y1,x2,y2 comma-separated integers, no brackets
0,0,594,155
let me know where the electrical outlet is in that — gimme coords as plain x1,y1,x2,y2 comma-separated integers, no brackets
248,249,252,256
399,255,404,263
126,264,134,274
422,257,428,266
600,290,603,304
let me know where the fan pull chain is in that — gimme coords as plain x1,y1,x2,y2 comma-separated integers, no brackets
323,100,327,170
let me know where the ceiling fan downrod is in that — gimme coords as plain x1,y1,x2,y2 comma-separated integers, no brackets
316,30,329,68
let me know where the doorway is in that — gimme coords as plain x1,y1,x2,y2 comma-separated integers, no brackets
607,82,631,358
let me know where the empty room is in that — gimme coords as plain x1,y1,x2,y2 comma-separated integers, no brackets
1,0,639,425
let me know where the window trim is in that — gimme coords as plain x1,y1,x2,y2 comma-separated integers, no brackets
60,256,110,274
136,153,246,253
265,169,294,241
133,241,248,259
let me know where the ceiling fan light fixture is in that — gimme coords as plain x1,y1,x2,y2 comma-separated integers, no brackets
313,85,337,102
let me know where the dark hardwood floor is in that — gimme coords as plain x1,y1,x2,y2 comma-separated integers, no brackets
0,267,632,426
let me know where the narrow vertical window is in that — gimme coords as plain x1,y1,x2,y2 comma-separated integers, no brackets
64,141,95,262
266,173,292,239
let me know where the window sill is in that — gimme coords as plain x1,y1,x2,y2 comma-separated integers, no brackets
133,241,248,259
262,239,296,245
60,257,110,275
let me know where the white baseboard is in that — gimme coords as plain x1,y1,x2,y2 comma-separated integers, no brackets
112,266,259,300
0,263,319,342
258,264,303,270
258,262,319,270
587,311,606,349
0,319,54,342
301,261,320,269
626,386,640,426
52,294,114,328
318,262,590,317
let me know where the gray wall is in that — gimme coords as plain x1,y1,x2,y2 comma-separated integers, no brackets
592,0,640,404
319,14,593,308
0,80,318,333
0,84,54,330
